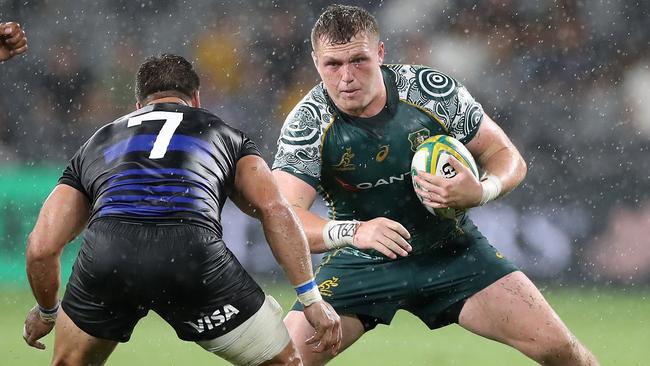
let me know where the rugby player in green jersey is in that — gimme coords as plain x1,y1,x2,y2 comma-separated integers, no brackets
272,4,598,365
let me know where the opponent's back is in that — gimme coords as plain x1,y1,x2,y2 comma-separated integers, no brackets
60,103,259,238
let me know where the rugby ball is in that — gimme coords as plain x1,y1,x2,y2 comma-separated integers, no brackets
411,135,479,219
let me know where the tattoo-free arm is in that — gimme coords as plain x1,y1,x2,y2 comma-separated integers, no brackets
466,114,527,198
26,184,90,309
230,156,316,285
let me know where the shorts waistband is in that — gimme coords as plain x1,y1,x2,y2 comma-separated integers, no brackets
88,217,220,239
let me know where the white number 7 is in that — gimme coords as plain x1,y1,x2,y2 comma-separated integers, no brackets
127,111,183,159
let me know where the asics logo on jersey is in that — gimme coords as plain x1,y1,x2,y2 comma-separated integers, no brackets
335,171,411,191
185,304,240,333
376,145,390,162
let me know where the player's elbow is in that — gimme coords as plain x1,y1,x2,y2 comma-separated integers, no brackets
26,231,60,263
257,199,292,220
517,154,528,182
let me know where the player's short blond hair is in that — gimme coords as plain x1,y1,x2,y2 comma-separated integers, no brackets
311,4,379,50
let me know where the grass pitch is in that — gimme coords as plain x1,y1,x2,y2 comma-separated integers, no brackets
2,283,648,365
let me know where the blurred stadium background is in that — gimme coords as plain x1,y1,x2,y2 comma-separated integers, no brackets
1,0,648,364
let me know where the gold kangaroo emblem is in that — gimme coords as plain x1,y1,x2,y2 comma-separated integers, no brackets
333,147,355,171
318,277,340,297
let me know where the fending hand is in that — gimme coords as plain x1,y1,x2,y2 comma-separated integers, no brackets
23,305,55,350
302,300,342,355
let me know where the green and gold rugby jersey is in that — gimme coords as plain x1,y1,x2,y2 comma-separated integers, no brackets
273,65,484,253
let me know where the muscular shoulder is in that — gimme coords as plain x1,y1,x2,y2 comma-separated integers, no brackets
278,84,334,144
272,84,335,186
384,64,484,143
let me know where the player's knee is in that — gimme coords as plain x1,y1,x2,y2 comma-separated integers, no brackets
532,334,584,365
296,350,334,366
260,341,302,366
51,352,81,366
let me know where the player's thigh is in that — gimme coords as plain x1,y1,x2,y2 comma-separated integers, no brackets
259,341,301,366
458,271,574,353
197,295,294,366
285,310,365,364
52,308,118,366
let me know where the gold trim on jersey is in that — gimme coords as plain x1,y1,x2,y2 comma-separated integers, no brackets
314,249,343,277
319,113,337,156
399,99,449,133
319,184,337,219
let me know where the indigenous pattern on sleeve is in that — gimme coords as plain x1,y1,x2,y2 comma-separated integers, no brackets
272,84,336,188
385,64,484,143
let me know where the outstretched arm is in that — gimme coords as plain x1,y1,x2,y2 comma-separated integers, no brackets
24,184,90,349
272,170,412,259
230,155,341,353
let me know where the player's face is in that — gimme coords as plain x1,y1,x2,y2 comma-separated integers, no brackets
312,32,385,117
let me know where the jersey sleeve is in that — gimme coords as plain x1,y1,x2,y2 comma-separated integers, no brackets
238,133,261,158
58,144,90,198
388,64,485,144
272,87,331,189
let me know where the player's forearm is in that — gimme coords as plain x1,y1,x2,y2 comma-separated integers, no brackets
259,201,316,286
291,206,348,253
479,146,527,197
25,235,62,309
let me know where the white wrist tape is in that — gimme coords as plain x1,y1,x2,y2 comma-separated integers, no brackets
479,174,503,205
322,220,358,250
38,301,60,323
295,279,322,307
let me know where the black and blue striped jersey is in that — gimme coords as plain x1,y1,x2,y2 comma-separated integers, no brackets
59,103,260,237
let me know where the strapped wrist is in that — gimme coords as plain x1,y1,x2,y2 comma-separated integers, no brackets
479,174,502,205
37,301,60,323
294,278,322,307
322,220,358,250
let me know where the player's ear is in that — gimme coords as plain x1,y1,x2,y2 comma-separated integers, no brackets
191,90,201,108
135,102,142,109
377,41,385,65
311,50,318,69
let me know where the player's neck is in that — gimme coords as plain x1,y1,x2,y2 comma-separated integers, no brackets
343,77,387,118
360,85,387,118
146,97,189,106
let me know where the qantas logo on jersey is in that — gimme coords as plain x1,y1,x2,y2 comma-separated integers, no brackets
335,171,411,191
185,304,240,333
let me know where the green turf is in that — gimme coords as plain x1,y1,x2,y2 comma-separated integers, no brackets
3,283,648,365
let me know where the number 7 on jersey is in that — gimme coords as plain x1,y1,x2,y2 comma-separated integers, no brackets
127,111,183,159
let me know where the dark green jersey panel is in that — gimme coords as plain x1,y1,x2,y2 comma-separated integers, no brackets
273,65,484,251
